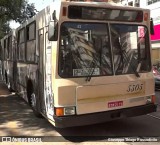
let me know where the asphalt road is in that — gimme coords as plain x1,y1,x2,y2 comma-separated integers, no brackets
0,82,160,144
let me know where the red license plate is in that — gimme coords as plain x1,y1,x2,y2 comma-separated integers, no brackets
108,101,123,108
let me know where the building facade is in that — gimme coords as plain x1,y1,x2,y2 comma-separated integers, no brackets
120,0,140,7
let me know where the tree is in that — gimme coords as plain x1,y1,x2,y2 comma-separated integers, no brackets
0,18,11,39
0,0,38,39
0,0,23,22
0,20,10,38
16,2,38,24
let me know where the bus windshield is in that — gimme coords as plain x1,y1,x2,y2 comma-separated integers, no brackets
110,24,151,75
59,22,151,78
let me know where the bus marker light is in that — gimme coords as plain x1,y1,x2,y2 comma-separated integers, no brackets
144,13,148,21
55,107,75,116
151,95,156,104
62,7,67,16
55,108,64,116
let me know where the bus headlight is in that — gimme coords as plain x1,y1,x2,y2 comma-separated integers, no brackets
64,107,75,115
55,107,76,116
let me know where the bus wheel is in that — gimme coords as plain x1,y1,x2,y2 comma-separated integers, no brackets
27,81,42,118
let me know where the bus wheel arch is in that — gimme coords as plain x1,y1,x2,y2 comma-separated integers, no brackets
27,79,42,118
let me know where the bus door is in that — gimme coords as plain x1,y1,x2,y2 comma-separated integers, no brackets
38,29,46,114
44,30,54,118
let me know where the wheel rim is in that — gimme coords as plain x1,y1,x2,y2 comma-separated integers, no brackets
31,93,36,108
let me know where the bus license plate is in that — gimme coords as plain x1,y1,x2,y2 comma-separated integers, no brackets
108,101,123,108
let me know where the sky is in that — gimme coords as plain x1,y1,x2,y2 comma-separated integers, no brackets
10,0,53,28
28,0,53,11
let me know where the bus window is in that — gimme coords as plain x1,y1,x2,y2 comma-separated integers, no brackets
26,22,36,62
59,22,113,78
110,24,151,75
4,39,8,59
68,6,143,22
8,36,12,60
17,29,25,61
26,22,36,41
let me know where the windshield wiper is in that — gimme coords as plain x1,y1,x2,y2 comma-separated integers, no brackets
85,61,96,82
118,37,140,78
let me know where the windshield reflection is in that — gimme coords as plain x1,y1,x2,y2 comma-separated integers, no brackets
59,23,113,77
110,24,151,75
59,23,151,78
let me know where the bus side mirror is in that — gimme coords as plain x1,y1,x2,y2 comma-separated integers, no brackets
150,18,154,35
48,21,58,41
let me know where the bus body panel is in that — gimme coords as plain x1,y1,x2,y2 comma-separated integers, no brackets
53,103,156,128
54,73,154,113
76,79,153,114
0,0,157,128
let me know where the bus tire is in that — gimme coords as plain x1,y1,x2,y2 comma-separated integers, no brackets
27,80,42,118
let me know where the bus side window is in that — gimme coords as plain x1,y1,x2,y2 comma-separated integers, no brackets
17,28,25,61
8,36,12,60
26,22,36,62
4,39,8,60
60,28,73,76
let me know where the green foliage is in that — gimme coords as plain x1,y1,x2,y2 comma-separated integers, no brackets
0,21,11,39
15,2,38,23
0,0,23,22
0,0,38,39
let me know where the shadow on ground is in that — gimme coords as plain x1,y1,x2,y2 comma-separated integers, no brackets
1,95,46,127
0,82,56,136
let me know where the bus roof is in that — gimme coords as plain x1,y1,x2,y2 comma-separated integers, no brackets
16,0,150,31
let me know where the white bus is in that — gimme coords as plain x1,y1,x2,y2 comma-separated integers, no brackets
1,0,156,128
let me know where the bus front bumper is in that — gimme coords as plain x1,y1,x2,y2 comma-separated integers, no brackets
53,103,157,128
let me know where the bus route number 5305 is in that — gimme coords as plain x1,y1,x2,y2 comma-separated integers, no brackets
127,83,144,93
